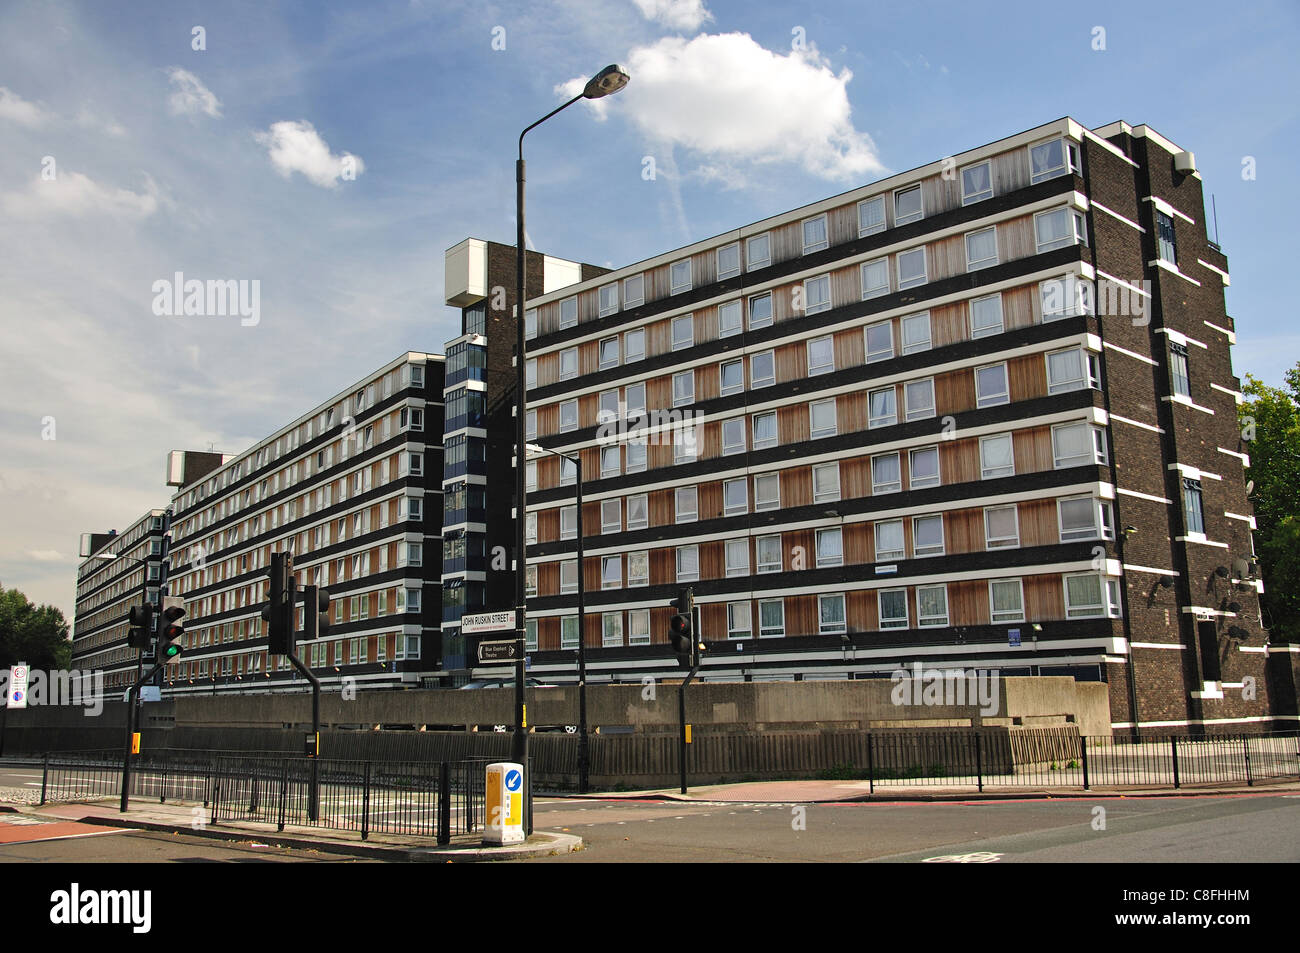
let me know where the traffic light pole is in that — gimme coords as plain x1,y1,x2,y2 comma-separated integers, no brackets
285,649,321,822
677,603,702,795
120,656,167,812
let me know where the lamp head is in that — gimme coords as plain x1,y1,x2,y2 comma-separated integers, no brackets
583,65,630,99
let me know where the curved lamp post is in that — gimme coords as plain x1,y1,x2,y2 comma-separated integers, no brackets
513,65,629,799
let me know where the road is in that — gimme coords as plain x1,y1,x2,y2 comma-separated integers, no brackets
524,792,1300,863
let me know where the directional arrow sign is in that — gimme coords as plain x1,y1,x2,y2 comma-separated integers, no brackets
461,611,514,635
478,640,519,664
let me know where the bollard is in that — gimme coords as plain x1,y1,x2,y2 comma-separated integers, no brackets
361,762,371,842
438,763,451,846
867,734,875,795
1081,734,1090,791
1171,736,1180,789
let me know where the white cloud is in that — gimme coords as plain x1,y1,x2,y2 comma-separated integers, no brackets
1,171,159,219
26,549,68,563
166,67,222,118
631,0,713,32
254,120,365,189
566,33,885,182
0,86,51,126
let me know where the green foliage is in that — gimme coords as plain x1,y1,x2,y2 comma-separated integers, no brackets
0,585,71,671
1241,368,1300,643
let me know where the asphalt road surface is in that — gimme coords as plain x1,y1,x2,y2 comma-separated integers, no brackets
525,791,1300,863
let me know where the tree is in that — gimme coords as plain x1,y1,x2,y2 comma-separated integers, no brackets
1240,365,1300,643
0,585,71,672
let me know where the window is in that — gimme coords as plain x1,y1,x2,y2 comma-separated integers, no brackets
602,612,623,647
629,608,650,644
718,300,743,338
560,456,577,485
816,527,843,568
525,565,538,598
750,351,775,388
670,259,692,294
724,477,748,516
810,399,837,439
625,381,646,418
560,399,578,432
858,196,885,236
1052,422,1108,468
980,434,1014,479
802,214,829,253
897,247,927,289
627,437,647,473
1169,343,1190,397
807,335,834,375
725,538,749,577
722,417,747,455
878,589,908,629
754,472,780,511
526,511,538,544
861,258,889,299
913,514,944,556
600,444,621,478
1059,496,1113,542
1040,276,1092,320
673,370,694,407
1035,207,1088,253
627,493,648,530
560,560,577,595
676,545,699,582
894,184,923,225
675,429,697,471
975,363,1009,408
628,551,649,587
748,292,773,329
961,161,993,204
671,315,694,351
525,409,537,440
864,320,893,362
872,452,901,494
601,555,621,590
905,378,936,421
990,579,1025,623
726,601,752,640
874,520,904,561
1030,138,1079,183
819,594,847,634
965,227,998,271
625,328,646,362
1183,478,1204,535
759,599,785,637
1156,211,1178,265
752,411,777,449
1065,574,1121,618
901,312,931,354
676,486,698,522
526,359,537,389
720,359,745,396
559,296,578,329
601,499,622,534
561,615,579,650
746,233,770,271
599,336,620,370
560,505,577,540
909,446,940,489
970,293,1004,338
985,505,1020,549
559,348,578,380
1047,347,1099,393
917,585,948,627
717,242,741,280
868,387,896,429
624,274,644,308
757,535,782,574
813,462,840,503
409,452,423,476
598,283,619,317
804,275,831,315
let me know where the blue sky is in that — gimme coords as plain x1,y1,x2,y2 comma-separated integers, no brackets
2,0,1297,618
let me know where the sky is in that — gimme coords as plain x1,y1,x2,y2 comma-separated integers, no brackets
2,0,1297,621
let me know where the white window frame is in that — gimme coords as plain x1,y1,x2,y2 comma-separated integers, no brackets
670,259,692,295
970,293,1004,339
804,274,832,315
894,184,923,225
722,417,747,455
559,399,578,433
559,347,578,381
598,336,620,371
717,241,742,280
627,493,648,530
601,555,621,590
725,538,749,577
675,486,698,523
868,386,897,429
723,477,748,516
1029,137,1080,184
909,446,940,489
813,462,840,503
672,369,694,407
628,607,651,644
807,335,834,375
559,295,578,329
901,312,931,354
858,195,886,236
718,299,743,338
874,519,904,562
810,398,837,439
1052,421,1107,469
754,472,780,511
746,233,770,271
861,257,890,299
1034,207,1088,253
980,433,1015,480
676,545,699,583
1047,347,1099,394
819,593,847,635
756,535,782,574
1064,573,1121,619
904,378,936,421
598,282,619,317
802,214,829,254
752,411,777,450
917,585,949,627
747,291,773,329
601,498,622,535
1039,275,1092,321
975,362,1010,408
989,578,1025,623
759,599,785,638
913,514,945,557
965,226,999,271
984,504,1020,550
864,319,894,363
602,611,624,647
720,359,745,396
624,327,646,362
623,274,644,308
816,527,844,568
897,247,927,289
871,452,902,494
727,601,752,640
878,589,909,629
628,552,649,588
961,160,993,205
671,314,694,351
1059,496,1113,542
750,350,775,389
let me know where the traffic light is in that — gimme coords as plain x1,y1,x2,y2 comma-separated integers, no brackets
127,604,154,650
262,552,296,656
303,585,330,643
669,588,694,669
157,596,186,663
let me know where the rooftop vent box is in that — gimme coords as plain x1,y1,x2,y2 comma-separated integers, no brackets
1174,151,1196,175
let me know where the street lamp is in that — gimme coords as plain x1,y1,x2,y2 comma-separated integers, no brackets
513,64,629,791
527,443,588,792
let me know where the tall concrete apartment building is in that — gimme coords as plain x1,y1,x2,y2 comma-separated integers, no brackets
515,116,1294,732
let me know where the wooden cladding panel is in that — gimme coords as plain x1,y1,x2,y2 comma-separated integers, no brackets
779,404,810,444
1003,286,1037,332
1019,498,1059,548
948,579,989,626
1013,425,1053,475
931,303,967,350
1008,353,1047,403
995,215,1037,263
929,234,966,283
946,508,984,554
935,368,975,416
780,467,812,509
1025,575,1064,620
